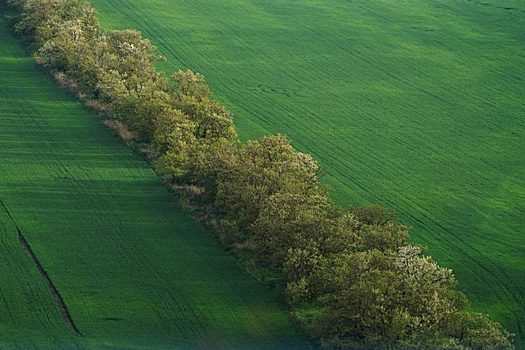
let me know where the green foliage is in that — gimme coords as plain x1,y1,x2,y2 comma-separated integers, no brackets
106,29,164,75
152,108,195,154
355,221,410,252
171,70,210,99
171,70,237,142
152,108,196,178
109,81,172,139
253,192,340,269
215,134,321,230
6,0,516,349
445,312,514,350
186,138,239,195
313,245,496,349
352,204,396,226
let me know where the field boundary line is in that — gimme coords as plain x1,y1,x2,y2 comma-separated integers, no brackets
0,196,82,336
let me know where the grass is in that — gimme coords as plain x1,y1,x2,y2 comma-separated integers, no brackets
0,198,75,348
88,0,525,347
0,8,309,349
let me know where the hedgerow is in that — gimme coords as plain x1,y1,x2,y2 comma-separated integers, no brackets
7,0,514,348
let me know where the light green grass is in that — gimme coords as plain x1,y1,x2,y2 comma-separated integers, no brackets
0,9,309,349
89,0,525,347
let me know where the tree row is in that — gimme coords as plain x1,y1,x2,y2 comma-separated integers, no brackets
8,0,513,348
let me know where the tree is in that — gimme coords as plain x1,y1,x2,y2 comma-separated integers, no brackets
35,18,103,92
106,29,164,78
316,247,457,349
215,134,322,231
445,312,514,350
110,83,172,140
352,203,396,226
12,0,69,36
312,243,514,350
171,69,210,99
253,191,338,270
152,108,196,179
171,70,237,142
185,138,239,196
356,221,409,252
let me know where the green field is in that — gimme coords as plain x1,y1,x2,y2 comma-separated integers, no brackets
88,0,525,347
0,9,309,349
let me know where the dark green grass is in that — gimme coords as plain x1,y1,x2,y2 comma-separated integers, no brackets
88,0,525,347
0,10,308,349
0,203,77,348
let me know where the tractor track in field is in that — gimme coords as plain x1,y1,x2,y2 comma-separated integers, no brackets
0,196,82,336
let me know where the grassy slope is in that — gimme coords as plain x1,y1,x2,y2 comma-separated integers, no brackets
0,9,308,350
89,0,525,347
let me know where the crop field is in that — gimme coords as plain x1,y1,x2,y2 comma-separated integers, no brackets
0,193,74,348
89,0,525,347
0,9,308,349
